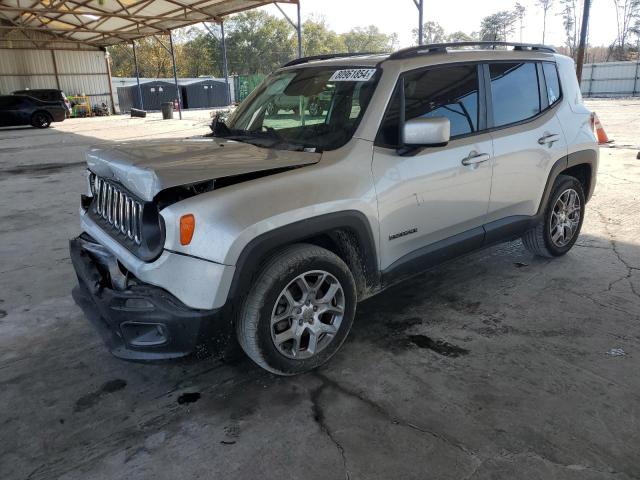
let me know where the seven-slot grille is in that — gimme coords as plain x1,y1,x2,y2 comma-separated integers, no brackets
90,174,143,245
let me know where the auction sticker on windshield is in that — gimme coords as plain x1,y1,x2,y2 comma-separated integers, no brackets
329,69,376,82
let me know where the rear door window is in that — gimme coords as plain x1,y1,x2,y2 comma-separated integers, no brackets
542,62,561,106
489,62,541,127
377,64,480,147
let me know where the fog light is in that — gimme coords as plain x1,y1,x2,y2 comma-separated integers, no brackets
121,322,168,347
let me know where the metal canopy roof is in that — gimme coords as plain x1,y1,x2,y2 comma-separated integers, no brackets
0,0,297,49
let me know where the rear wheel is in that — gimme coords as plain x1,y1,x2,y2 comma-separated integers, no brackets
237,244,357,375
522,174,585,257
31,111,52,128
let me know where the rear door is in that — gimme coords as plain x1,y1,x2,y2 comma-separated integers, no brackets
0,97,28,126
372,64,493,271
485,61,567,224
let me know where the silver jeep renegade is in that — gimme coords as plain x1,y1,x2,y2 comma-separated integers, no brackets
70,42,598,375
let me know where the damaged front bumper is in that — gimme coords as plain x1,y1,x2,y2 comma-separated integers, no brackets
70,234,232,361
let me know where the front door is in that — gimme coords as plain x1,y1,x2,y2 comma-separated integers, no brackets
372,64,493,271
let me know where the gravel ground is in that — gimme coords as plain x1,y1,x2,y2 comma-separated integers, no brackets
0,99,639,480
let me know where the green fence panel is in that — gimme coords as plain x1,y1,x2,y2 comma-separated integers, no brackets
235,74,265,102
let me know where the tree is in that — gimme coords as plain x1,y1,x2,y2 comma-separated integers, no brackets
446,31,475,43
108,36,175,77
558,0,579,58
224,11,296,74
514,3,526,42
303,15,345,55
480,10,518,41
611,0,640,60
341,25,396,53
178,27,221,77
536,0,554,44
412,21,445,44
108,11,400,78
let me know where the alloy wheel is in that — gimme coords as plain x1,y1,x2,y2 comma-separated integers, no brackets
549,188,581,247
270,270,345,359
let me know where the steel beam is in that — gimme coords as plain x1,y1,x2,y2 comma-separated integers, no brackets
168,31,183,119
275,2,302,58
220,21,231,104
414,0,424,45
132,40,144,110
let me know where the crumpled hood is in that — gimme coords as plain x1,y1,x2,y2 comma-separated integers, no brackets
86,137,321,201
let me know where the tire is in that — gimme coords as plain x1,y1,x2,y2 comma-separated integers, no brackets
522,174,586,257
130,108,147,118
237,243,357,375
308,101,321,116
31,111,51,128
265,102,277,116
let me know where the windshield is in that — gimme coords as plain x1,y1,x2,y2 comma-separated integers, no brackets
225,66,380,152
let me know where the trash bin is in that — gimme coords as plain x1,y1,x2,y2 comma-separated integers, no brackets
161,102,174,120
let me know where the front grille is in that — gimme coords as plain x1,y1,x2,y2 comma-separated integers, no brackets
89,174,143,245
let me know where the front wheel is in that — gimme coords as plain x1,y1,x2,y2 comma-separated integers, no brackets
308,101,321,116
237,244,357,375
522,174,585,257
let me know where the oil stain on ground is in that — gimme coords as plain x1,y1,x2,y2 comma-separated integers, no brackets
407,335,470,357
74,379,127,412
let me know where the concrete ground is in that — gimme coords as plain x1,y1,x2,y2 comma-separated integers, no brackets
1,100,639,480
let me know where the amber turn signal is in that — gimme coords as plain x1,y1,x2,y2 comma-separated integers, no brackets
180,214,195,245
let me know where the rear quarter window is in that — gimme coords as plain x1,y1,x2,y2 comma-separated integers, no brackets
542,62,561,106
489,62,541,127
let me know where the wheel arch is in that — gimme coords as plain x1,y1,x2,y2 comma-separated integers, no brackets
227,211,380,305
537,148,597,215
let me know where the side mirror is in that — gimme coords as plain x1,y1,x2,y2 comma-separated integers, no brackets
402,117,450,147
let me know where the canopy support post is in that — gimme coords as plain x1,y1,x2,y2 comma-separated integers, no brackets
220,21,231,104
413,0,424,45
275,2,302,58
132,40,143,110
168,30,182,119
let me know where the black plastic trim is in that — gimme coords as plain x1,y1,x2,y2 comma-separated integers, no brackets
70,236,231,361
382,227,485,284
282,52,386,68
227,211,379,301
483,215,539,245
537,148,598,214
387,42,556,60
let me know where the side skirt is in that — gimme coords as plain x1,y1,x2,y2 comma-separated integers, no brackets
380,215,539,288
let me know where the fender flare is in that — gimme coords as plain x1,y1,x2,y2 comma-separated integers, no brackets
536,148,598,215
226,210,379,303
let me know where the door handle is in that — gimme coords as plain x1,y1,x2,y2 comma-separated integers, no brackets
461,152,490,166
538,133,560,145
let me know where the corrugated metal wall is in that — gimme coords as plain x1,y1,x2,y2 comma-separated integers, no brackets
0,48,115,111
580,61,640,97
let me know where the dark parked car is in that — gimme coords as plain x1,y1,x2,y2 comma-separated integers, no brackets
12,88,71,114
0,95,66,128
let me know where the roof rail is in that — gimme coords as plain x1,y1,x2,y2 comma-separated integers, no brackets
388,42,556,60
282,52,387,68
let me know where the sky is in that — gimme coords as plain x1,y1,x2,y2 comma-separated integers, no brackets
261,0,619,49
